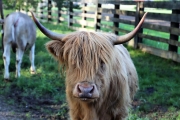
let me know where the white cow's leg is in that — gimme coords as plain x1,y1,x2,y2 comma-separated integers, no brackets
15,48,24,78
29,44,36,74
3,43,11,80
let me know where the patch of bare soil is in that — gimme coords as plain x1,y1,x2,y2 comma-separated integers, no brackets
0,95,69,120
131,87,179,119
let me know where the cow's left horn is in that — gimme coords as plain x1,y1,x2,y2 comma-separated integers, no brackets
114,12,147,45
30,12,65,40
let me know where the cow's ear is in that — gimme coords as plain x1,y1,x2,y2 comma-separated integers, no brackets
45,40,64,62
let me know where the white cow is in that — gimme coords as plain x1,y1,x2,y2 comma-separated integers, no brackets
1,12,36,80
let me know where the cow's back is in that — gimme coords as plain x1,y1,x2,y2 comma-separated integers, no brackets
4,12,36,50
96,44,139,119
115,45,138,99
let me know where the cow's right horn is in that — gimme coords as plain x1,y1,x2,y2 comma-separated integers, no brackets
114,12,147,45
30,12,65,40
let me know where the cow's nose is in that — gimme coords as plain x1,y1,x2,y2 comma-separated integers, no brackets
78,84,94,98
73,81,99,100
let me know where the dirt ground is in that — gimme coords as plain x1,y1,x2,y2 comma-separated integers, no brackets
0,95,68,120
0,95,29,120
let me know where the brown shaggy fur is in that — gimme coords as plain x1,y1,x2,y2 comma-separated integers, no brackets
46,31,138,120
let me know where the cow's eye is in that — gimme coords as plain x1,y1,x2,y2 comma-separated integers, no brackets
100,60,105,71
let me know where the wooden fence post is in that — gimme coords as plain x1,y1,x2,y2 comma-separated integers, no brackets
168,9,180,52
57,8,61,23
68,1,73,27
113,4,120,35
134,1,144,48
82,3,87,29
39,1,44,21
95,2,101,31
47,0,52,22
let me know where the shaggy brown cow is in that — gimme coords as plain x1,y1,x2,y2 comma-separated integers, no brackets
31,12,147,120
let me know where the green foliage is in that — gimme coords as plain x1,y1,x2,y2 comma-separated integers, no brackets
52,0,80,10
2,0,40,11
53,0,66,9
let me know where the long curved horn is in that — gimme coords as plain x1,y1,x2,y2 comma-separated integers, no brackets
114,12,147,45
30,12,65,40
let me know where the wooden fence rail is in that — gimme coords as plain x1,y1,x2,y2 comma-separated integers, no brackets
23,0,180,62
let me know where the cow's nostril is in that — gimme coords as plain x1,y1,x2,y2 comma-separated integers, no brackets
77,85,82,93
90,86,94,93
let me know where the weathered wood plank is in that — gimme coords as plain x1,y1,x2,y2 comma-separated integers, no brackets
144,1,180,10
138,33,180,47
60,11,68,15
70,12,96,18
98,8,136,16
70,19,95,27
83,6,96,12
97,23,131,33
138,43,180,63
84,13,96,18
71,26,95,32
142,23,180,36
143,12,180,23
97,15,135,25
70,12,82,17
59,17,67,21
98,1,136,5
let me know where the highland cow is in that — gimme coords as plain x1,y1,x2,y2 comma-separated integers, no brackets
31,12,147,120
1,12,36,80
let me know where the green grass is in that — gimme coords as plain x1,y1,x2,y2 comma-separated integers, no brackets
127,46,180,119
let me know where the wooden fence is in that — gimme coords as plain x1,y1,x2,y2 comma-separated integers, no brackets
23,0,180,62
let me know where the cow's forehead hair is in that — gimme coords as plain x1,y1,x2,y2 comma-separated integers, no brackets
62,31,117,79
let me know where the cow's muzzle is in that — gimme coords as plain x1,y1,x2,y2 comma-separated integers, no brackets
73,81,99,101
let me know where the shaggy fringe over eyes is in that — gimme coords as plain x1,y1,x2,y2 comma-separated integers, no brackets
62,31,117,79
